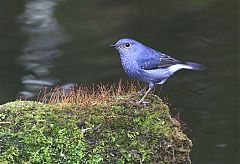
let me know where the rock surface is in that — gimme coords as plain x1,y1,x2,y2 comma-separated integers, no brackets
0,95,192,163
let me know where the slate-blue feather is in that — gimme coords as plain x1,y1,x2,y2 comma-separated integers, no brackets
111,38,204,104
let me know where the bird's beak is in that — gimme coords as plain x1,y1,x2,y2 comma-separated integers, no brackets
110,44,116,47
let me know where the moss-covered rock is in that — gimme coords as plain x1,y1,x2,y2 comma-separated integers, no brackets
0,95,192,163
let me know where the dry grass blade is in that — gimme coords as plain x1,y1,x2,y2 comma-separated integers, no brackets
37,79,143,107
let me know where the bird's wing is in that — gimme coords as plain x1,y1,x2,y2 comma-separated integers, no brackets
136,48,180,70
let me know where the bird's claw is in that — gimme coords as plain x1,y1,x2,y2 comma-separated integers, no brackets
136,100,149,105
128,100,149,106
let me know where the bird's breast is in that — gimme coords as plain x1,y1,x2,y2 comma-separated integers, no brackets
120,56,140,78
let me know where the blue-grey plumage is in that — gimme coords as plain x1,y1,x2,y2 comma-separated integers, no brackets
111,38,204,104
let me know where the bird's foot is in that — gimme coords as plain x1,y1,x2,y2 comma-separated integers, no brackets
131,92,141,98
128,100,149,106
131,87,147,98
136,100,149,105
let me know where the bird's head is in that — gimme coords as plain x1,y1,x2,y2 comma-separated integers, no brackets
111,38,143,57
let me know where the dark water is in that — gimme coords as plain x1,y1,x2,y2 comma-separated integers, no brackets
0,0,238,163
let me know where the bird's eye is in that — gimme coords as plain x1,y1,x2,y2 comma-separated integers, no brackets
125,43,130,47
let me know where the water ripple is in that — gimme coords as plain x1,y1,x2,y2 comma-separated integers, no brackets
18,0,67,98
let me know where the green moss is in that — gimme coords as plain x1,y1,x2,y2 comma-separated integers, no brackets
0,95,192,163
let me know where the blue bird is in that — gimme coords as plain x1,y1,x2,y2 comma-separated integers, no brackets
111,38,204,104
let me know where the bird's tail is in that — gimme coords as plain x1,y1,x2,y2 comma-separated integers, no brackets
182,62,205,71
168,62,205,73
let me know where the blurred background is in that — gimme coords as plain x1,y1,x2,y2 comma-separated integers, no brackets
0,0,238,163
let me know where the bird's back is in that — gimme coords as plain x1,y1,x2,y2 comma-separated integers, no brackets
135,46,180,70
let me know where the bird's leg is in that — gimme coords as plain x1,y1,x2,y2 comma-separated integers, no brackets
131,85,147,97
137,83,154,104
137,87,152,104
